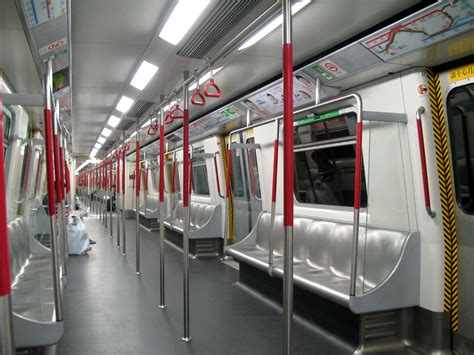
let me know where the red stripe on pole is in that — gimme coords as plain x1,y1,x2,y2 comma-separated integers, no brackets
271,139,279,203
159,124,165,202
416,118,431,209
116,151,121,196
65,164,70,193
283,43,294,226
214,155,221,196
0,83,12,296
226,148,232,198
122,150,126,194
44,109,57,215
353,121,363,209
183,109,189,207
171,160,176,194
145,168,149,192
109,160,113,192
59,147,65,200
135,140,140,197
53,134,61,203
188,158,193,193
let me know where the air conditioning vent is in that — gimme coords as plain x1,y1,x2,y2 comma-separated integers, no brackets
177,0,276,59
127,99,155,119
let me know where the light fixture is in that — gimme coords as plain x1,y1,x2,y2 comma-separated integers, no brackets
131,60,159,90
101,127,112,137
94,143,102,150
116,95,134,113
98,136,106,144
107,115,121,128
188,67,224,91
90,148,98,159
125,138,131,143
159,0,211,45
130,131,137,138
75,158,101,175
238,0,310,50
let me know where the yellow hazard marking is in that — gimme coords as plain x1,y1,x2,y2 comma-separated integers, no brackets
448,62,474,83
220,136,233,242
427,68,459,332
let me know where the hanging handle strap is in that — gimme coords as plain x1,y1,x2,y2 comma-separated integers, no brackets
204,79,222,98
169,104,185,119
191,70,206,106
191,89,206,106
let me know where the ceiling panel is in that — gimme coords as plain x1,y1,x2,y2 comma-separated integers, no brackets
0,0,23,30
72,0,167,46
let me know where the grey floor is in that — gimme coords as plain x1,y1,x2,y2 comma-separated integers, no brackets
57,213,354,355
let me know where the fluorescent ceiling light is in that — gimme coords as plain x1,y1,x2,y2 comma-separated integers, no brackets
97,136,106,144
188,67,223,91
94,143,102,150
159,0,211,45
107,115,121,128
238,0,310,50
130,131,137,138
131,61,159,90
90,148,98,159
125,138,131,143
116,95,134,113
101,127,112,137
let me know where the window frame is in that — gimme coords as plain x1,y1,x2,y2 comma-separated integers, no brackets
292,110,368,209
446,82,474,215
191,156,210,197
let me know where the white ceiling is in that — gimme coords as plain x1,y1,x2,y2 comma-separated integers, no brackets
1,0,423,164
0,0,42,95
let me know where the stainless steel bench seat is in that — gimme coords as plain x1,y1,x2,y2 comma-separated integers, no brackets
8,218,63,348
226,212,420,313
164,201,222,239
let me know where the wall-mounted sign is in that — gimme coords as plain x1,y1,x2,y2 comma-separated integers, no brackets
361,0,474,61
22,0,67,28
39,37,67,57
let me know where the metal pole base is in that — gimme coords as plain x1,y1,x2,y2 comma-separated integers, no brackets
158,305,167,309
135,272,141,276
181,337,192,342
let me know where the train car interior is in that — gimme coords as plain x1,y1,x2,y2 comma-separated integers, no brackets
0,0,473,354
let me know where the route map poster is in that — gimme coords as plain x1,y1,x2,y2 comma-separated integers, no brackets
22,0,67,28
241,72,328,118
361,0,474,60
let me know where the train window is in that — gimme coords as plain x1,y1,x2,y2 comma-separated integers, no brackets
191,157,210,196
446,83,474,214
246,138,261,199
293,113,367,207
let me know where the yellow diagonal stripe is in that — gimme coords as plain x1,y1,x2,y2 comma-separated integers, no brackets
220,136,234,243
427,68,459,332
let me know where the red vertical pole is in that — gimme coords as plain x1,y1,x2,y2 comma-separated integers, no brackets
136,140,140,197
0,76,11,297
53,120,61,204
135,132,141,274
282,0,294,353
159,122,165,203
0,67,14,355
159,110,166,308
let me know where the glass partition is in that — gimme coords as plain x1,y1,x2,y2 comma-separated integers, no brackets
358,119,411,295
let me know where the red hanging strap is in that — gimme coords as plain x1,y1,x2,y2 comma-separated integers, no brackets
191,89,206,106
203,79,222,98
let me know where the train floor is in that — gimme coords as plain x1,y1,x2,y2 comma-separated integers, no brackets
56,213,355,355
